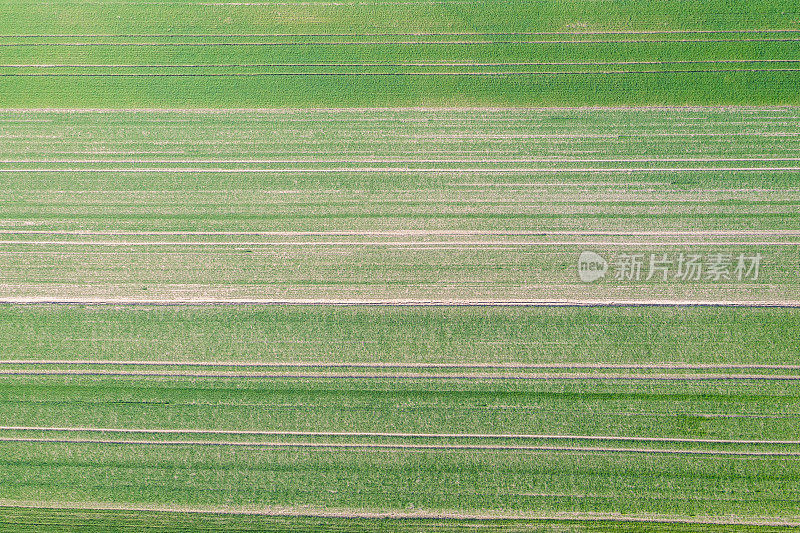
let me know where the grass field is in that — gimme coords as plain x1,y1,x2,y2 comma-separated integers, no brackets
0,107,798,529
1,305,800,526
0,0,798,106
0,108,797,305
1,0,799,530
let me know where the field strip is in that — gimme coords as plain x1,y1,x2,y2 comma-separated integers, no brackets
1,166,798,172
5,60,800,67
3,69,800,76
4,361,798,370
3,298,799,307
0,16,798,525
452,182,793,187
4,157,800,163
1,437,798,456
1,230,798,236
2,39,800,46
405,132,800,138
4,30,800,37
1,240,796,246
0,501,798,527
3,370,800,380
2,426,798,445
4,106,797,112
6,182,691,189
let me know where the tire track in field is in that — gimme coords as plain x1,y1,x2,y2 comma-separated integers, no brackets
2,298,799,307
4,157,800,162
0,436,797,456
2,69,800,76
2,106,795,112
4,60,800,67
0,166,798,171
3,361,798,370
0,239,795,245
1,230,797,236
0,501,796,527
3,30,800,37
3,426,799,445
3,369,800,380
2,38,800,45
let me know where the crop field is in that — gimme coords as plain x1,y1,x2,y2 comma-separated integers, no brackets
1,0,799,531
0,108,797,306
0,107,798,530
0,0,799,106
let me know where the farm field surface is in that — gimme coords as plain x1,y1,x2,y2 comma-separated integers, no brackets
1,305,800,528
0,106,798,530
0,107,798,305
0,0,798,106
1,0,800,530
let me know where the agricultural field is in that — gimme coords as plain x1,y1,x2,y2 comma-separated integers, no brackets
0,108,797,305
0,0,798,106
0,107,798,530
1,304,800,529
0,0,799,531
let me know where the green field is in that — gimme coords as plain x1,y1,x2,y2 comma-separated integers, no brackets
0,108,796,305
0,106,798,529
0,0,798,106
1,0,799,529
0,305,800,527
4,509,796,533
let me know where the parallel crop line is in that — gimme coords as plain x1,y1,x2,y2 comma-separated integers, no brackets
7,131,800,138
1,69,799,76
4,60,800,67
4,30,800,37
1,106,795,112
2,298,799,307
4,157,800,163
0,437,797,455
0,230,798,236
0,500,798,527
0,166,798,172
0,500,796,527
1,426,799,445
3,370,800,380
0,240,796,246
3,361,799,370
2,39,800,46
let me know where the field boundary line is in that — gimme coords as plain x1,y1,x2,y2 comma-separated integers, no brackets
1,436,798,455
0,500,798,526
